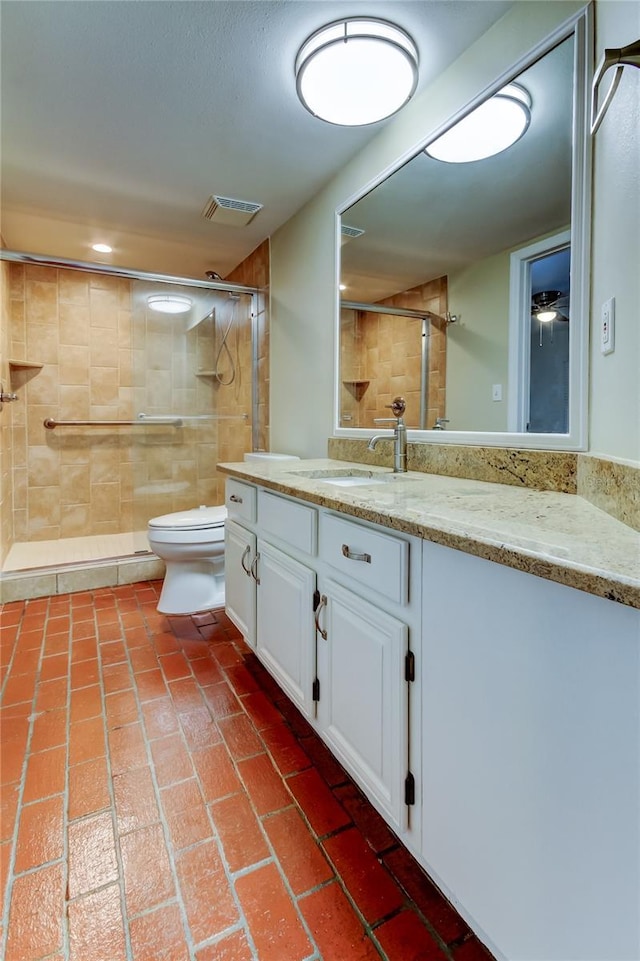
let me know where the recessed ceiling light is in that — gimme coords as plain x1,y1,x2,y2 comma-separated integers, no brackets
295,18,418,126
92,243,113,253
425,83,532,163
147,294,193,314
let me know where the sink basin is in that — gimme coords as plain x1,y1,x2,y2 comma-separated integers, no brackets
287,468,417,488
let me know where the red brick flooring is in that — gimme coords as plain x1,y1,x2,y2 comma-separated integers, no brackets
0,581,494,961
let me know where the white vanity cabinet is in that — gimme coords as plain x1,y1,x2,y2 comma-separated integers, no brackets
420,541,640,961
225,481,318,718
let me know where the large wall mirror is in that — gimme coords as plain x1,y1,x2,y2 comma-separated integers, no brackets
337,15,590,449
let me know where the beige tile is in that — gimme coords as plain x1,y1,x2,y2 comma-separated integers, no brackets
25,279,58,324
28,485,61,529
91,483,120,523
0,572,57,603
60,504,92,538
58,564,119,594
89,286,118,328
59,302,90,345
61,464,91,505
8,263,25,299
60,385,91,420
25,365,60,407
60,345,90,386
90,368,119,406
25,265,56,286
118,557,164,585
90,449,120,485
59,271,90,305
90,326,119,367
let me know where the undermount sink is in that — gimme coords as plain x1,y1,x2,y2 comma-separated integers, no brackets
287,468,417,488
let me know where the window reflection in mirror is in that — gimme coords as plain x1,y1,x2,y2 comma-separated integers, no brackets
338,25,589,447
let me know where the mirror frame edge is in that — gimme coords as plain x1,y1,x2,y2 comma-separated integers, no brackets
333,4,593,452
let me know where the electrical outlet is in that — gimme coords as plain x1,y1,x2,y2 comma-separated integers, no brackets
492,384,502,401
601,297,615,355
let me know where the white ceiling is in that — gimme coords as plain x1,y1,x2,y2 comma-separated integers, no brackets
1,0,512,281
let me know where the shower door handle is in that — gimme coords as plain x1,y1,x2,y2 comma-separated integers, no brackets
240,545,252,576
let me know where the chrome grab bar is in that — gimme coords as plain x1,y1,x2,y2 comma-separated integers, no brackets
314,593,328,640
342,544,371,564
44,417,182,429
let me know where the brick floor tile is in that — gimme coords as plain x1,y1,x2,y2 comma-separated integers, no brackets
23,744,66,801
202,680,241,719
141,695,180,739
224,662,260,695
13,628,44,652
102,661,133,694
34,676,67,712
69,714,106,766
68,882,127,961
129,902,190,961
209,793,270,872
299,881,380,961
9,647,40,676
14,795,64,872
105,688,139,728
136,667,168,702
71,657,100,690
323,827,403,924
190,656,224,686
44,633,71,656
130,645,160,672
168,676,204,713
375,909,450,960
153,630,180,655
45,615,70,637
121,822,175,915
193,743,242,803
113,765,160,835
70,683,102,722
100,639,127,664
299,733,349,788
68,755,111,820
4,863,64,961
334,783,399,855
2,672,36,706
240,690,284,731
259,723,312,777
179,705,222,750
211,640,244,669
159,650,192,681
0,727,28,786
150,733,194,786
109,722,148,774
176,839,239,944
383,846,470,946
218,713,264,760
30,706,67,752
195,929,253,961
235,861,312,961
0,782,20,842
40,652,68,682
287,768,352,837
236,752,293,816
263,807,334,895
68,810,118,897
161,778,213,850
0,838,10,914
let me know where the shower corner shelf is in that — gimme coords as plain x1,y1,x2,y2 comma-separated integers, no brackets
343,379,369,400
9,359,43,370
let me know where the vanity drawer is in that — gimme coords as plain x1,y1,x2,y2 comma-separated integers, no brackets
225,479,257,523
320,513,409,605
257,488,317,555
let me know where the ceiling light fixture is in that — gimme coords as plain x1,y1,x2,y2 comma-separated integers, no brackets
295,18,418,126
92,243,112,253
425,82,532,163
147,294,193,314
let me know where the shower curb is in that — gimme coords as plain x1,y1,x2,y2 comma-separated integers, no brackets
0,554,165,604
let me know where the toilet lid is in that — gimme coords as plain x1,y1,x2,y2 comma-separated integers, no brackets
148,505,227,530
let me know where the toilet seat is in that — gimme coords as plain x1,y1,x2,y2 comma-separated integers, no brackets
148,505,227,531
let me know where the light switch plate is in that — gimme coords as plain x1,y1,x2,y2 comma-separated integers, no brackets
601,297,615,355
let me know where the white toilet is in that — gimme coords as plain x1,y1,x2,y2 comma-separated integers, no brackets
147,505,227,615
148,453,300,615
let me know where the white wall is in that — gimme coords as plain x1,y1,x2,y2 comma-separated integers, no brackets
589,0,640,461
270,0,639,463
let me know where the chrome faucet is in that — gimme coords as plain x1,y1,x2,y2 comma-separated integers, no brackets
367,397,407,473
432,417,450,430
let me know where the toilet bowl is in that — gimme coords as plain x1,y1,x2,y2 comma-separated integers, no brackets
147,505,227,615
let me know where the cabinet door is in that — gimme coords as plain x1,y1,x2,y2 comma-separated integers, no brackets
224,519,256,648
256,539,316,717
318,579,408,828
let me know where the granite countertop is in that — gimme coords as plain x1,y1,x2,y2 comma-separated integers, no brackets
217,458,640,610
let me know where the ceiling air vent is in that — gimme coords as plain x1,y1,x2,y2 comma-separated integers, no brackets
201,195,263,227
341,224,365,245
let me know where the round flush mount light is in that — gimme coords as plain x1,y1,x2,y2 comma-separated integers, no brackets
295,18,418,126
91,243,113,254
425,83,532,163
147,294,193,314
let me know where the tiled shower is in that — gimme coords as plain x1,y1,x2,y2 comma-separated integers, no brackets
0,243,269,595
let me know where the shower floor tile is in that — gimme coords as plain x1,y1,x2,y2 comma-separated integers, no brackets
3,531,151,572
0,582,495,961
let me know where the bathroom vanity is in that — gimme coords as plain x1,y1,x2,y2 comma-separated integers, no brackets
219,458,640,961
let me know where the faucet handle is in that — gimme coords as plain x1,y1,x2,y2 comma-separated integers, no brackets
386,397,406,418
